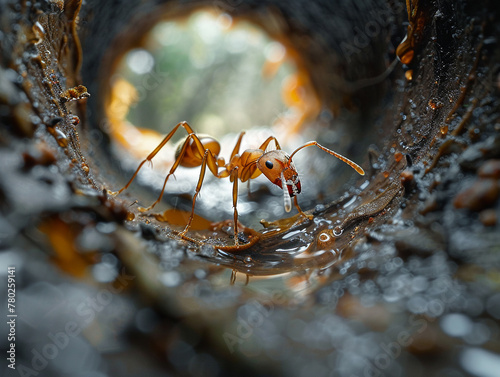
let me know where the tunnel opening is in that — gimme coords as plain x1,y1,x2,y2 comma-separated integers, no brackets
94,6,376,233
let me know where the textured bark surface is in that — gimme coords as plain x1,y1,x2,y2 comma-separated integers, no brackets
1,1,499,377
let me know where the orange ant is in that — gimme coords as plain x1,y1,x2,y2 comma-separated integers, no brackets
109,121,365,248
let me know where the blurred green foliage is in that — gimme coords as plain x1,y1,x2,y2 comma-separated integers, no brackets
118,11,293,143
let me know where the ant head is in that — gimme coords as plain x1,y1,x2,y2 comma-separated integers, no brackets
257,150,301,197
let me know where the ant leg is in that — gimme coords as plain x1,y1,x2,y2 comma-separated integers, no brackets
258,136,282,151
108,159,149,196
294,196,313,220
109,121,194,196
289,141,365,176
230,168,240,246
227,132,277,161
139,134,198,212
179,149,211,238
230,131,246,160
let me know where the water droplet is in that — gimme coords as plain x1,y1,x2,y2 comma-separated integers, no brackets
282,173,292,212
314,204,326,212
428,99,444,110
92,262,118,283
318,232,330,243
441,313,472,337
54,128,68,147
194,269,207,279
96,222,117,234
160,271,182,287
244,255,253,267
405,69,413,81
32,21,45,44
333,226,343,237
460,347,500,377
126,49,155,74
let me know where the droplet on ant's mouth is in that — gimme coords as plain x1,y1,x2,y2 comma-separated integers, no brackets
32,21,45,44
281,172,292,212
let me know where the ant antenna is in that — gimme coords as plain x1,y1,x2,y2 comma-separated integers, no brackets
289,141,365,176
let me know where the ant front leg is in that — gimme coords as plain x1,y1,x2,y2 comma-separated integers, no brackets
293,196,313,220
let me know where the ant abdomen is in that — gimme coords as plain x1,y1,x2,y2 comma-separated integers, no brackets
176,135,221,167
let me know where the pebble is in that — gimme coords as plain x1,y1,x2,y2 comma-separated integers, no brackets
453,179,499,211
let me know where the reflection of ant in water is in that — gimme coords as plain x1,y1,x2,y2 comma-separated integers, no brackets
109,121,364,248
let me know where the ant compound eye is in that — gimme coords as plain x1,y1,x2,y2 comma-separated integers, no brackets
265,160,274,169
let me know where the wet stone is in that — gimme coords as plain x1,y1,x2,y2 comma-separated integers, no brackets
22,142,56,169
420,194,439,215
479,209,497,227
453,178,499,211
392,227,445,257
478,159,500,179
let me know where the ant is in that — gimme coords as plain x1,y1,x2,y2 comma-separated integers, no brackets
109,121,365,248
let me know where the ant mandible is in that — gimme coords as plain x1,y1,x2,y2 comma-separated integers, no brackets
109,121,365,248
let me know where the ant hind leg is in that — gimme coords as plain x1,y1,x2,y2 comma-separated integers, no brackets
178,149,211,238
109,121,196,198
138,134,199,212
